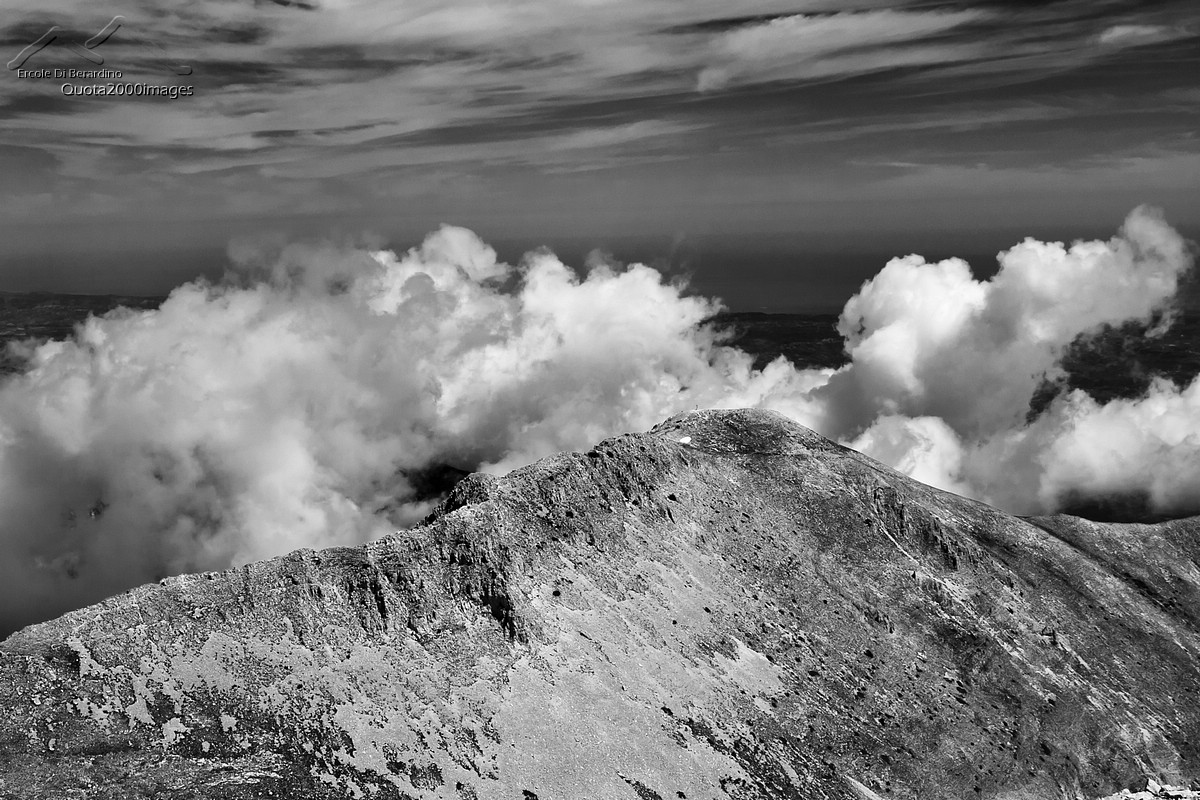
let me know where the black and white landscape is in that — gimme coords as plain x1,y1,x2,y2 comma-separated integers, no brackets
1,1,1198,798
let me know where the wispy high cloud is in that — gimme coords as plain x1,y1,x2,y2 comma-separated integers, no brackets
0,0,1197,236
696,9,987,91
1097,23,1191,46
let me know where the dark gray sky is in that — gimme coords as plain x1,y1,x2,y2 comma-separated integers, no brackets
0,0,1197,309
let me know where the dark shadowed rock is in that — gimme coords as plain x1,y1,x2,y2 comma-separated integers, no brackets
1,409,1198,799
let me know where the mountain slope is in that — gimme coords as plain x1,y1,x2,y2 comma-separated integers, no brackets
1,408,1198,800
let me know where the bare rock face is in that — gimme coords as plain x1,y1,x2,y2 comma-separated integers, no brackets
1,408,1198,800
1099,780,1200,800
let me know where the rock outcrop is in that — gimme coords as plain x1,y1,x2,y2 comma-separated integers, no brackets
1099,780,1200,800
1,409,1198,799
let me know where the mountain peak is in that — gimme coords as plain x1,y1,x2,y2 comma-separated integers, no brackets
2,409,1198,799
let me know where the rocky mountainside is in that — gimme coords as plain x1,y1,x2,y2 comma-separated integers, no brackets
1098,779,1200,800
1,409,1198,800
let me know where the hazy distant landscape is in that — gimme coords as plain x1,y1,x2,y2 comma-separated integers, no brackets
0,292,162,375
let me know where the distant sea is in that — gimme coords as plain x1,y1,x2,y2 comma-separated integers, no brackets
3,292,1200,410
0,293,162,376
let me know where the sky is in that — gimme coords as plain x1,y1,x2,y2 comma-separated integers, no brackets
0,0,1197,309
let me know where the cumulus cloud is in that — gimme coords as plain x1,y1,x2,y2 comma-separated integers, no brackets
820,206,1190,439
0,206,1195,634
1033,380,1200,515
849,415,972,499
0,225,810,633
831,206,1197,513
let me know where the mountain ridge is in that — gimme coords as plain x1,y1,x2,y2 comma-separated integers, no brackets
1,408,1198,799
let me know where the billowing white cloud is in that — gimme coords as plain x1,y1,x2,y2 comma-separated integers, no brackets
849,414,972,498
1031,380,1200,514
831,206,1198,514
0,224,810,631
820,205,1190,438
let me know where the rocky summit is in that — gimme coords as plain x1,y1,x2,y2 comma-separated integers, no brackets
1,409,1198,800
